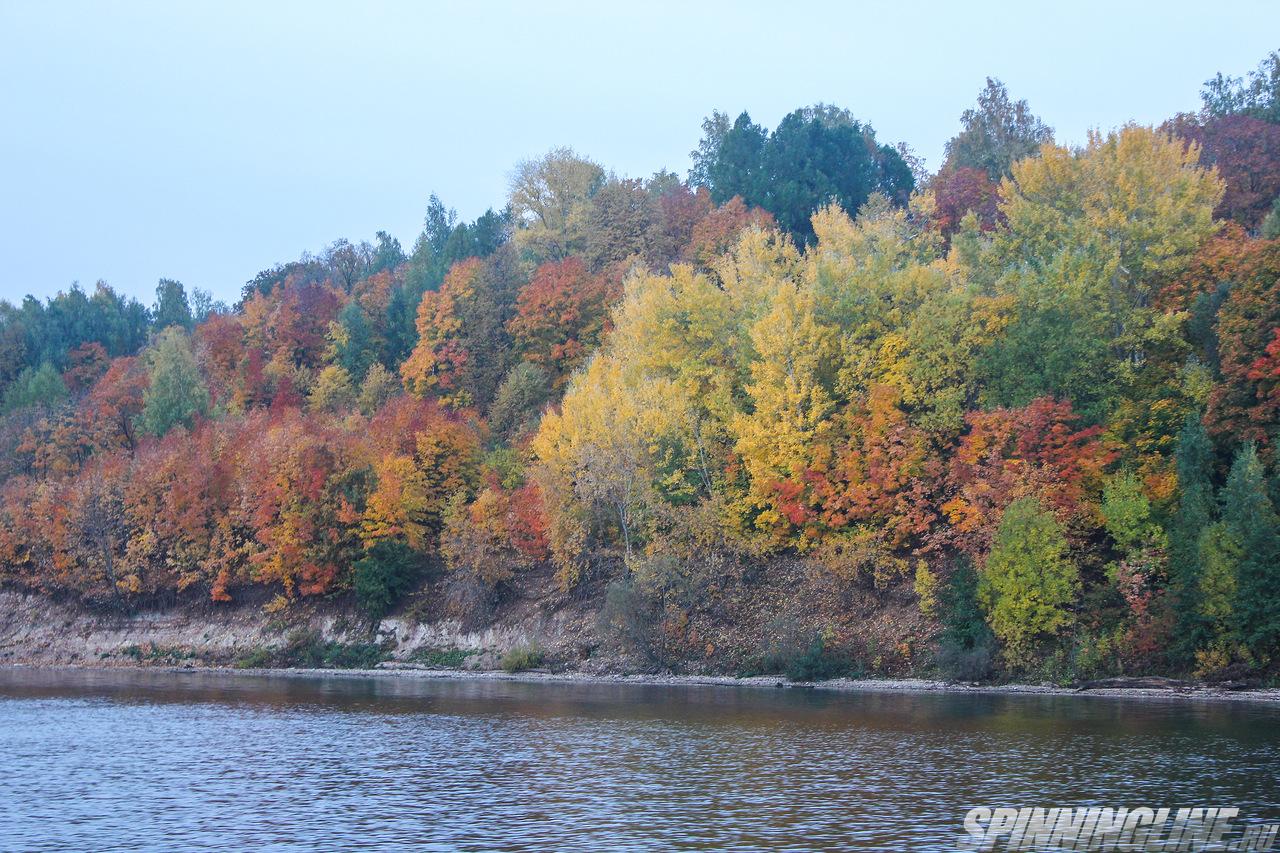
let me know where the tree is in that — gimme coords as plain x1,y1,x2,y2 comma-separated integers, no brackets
1,361,67,414
689,105,913,244
357,363,398,416
1209,240,1280,450
1201,50,1280,125
508,147,604,262
1222,444,1280,654
152,279,193,331
331,302,375,380
353,540,421,622
584,177,658,270
507,257,610,383
1165,113,1280,229
489,362,551,439
978,496,1080,668
936,555,996,680
943,78,1052,179
139,327,209,437
307,365,356,413
1168,413,1215,660
982,125,1223,424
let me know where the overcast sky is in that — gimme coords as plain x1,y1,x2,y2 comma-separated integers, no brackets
1,0,1277,307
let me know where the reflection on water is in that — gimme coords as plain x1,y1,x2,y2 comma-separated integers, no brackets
1,668,1277,851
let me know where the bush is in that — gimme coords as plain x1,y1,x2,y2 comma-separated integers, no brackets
753,629,857,682
935,638,996,682
500,643,544,673
236,630,389,670
354,540,423,622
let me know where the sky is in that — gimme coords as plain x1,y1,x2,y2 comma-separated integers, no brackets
1,1,1277,308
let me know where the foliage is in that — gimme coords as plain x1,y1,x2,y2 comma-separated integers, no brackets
353,539,422,622
690,105,913,244
139,328,209,437
500,642,545,673
978,497,1080,668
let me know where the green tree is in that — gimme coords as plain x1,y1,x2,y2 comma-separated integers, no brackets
943,78,1052,179
936,555,996,680
307,364,356,413
357,362,398,416
978,497,1080,668
152,279,193,331
140,327,209,436
508,147,605,262
1222,444,1280,654
1,361,67,413
353,539,422,622
333,302,375,380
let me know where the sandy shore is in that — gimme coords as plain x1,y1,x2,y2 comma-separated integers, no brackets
13,662,1277,706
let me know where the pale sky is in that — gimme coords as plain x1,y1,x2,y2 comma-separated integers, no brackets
1,0,1277,306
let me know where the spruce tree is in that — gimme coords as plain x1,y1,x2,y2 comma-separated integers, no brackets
1222,445,1280,656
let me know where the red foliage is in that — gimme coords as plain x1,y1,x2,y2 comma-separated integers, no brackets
940,397,1113,553
683,197,775,267
507,257,609,382
1170,113,1280,230
931,166,1000,237
1208,239,1280,449
806,385,942,547
61,343,109,394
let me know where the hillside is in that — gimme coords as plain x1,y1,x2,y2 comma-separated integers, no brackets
3,56,1280,685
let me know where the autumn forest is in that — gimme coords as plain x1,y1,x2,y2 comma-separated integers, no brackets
4,53,1280,682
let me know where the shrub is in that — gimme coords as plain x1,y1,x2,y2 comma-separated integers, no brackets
500,643,544,673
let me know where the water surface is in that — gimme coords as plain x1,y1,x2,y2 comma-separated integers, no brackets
1,668,1277,851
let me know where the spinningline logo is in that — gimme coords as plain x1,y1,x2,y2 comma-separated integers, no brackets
962,807,1279,851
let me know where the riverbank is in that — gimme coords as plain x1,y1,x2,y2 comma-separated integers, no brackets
8,661,1280,706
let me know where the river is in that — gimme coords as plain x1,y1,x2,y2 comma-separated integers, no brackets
1,668,1277,851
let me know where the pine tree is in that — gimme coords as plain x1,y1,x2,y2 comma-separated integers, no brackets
1222,444,1280,656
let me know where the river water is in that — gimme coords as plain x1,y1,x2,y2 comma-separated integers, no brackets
0,668,1277,851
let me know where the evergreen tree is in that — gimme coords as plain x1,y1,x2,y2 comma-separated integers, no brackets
1222,444,1280,655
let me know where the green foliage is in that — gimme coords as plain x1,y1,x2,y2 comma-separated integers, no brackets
690,104,913,244
1223,444,1280,654
353,540,422,622
978,497,1080,668
237,630,389,669
152,279,193,331
1201,50,1280,124
500,642,545,673
1,361,68,414
1262,195,1280,240
410,647,477,668
1101,471,1156,554
935,556,996,681
139,327,209,436
489,362,552,439
1169,413,1216,658
943,78,1052,179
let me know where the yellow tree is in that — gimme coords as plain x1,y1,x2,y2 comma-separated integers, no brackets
730,276,836,538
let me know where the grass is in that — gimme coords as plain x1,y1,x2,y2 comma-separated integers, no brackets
233,630,389,670
500,643,545,673
409,647,478,668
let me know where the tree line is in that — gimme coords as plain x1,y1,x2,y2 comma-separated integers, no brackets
2,52,1280,680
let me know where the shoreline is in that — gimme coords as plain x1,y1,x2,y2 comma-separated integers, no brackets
7,662,1280,705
